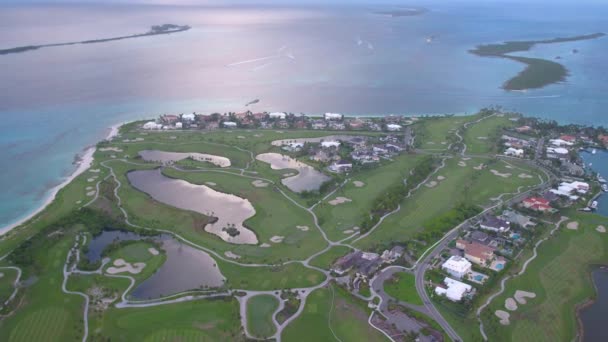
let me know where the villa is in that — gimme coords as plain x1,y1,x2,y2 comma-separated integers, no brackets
321,141,341,148
182,113,196,122
269,112,287,119
329,160,353,173
504,147,524,157
502,210,536,228
457,240,496,266
441,256,472,279
549,138,574,147
386,124,402,131
546,147,569,161
222,121,237,128
479,216,511,233
521,197,553,212
435,277,473,302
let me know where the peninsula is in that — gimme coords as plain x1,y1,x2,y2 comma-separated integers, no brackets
470,33,606,90
0,24,191,56
1,109,607,342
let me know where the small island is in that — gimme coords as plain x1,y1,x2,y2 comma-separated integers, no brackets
469,33,605,91
0,24,191,56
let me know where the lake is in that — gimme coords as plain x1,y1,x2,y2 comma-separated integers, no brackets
580,268,608,342
256,152,331,192
138,150,231,167
86,229,225,300
127,168,259,244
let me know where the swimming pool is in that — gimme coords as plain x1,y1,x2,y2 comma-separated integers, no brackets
496,263,504,270
511,233,521,240
474,275,484,281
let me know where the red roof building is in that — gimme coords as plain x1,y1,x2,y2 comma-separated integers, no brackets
599,134,608,147
560,135,576,143
522,197,553,212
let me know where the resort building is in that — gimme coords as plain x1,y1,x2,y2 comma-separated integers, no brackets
329,160,353,173
504,147,524,157
269,112,287,119
441,256,472,279
182,113,196,121
549,138,574,147
222,121,237,128
521,197,553,212
546,147,569,161
435,277,473,302
321,141,341,148
386,124,402,131
142,121,163,130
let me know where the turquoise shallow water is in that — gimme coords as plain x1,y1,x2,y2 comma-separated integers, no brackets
581,150,608,217
1,2,608,229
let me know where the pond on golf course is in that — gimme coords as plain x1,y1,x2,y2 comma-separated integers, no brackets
138,150,231,168
256,153,331,193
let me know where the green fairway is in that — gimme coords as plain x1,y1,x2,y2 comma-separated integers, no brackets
283,284,387,342
219,261,325,291
415,115,471,150
383,272,423,305
0,268,18,304
481,213,608,342
313,154,423,241
247,295,279,338
463,114,517,155
95,297,242,341
309,246,353,270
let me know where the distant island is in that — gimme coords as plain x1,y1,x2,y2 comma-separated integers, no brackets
469,33,605,91
0,24,191,56
374,7,428,17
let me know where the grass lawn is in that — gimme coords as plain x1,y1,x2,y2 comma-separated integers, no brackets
463,114,517,155
415,115,473,150
283,284,387,342
246,295,279,338
309,246,353,270
481,212,608,342
104,241,167,286
313,154,423,241
0,268,18,304
219,261,325,291
383,272,423,305
0,231,87,342
96,297,243,341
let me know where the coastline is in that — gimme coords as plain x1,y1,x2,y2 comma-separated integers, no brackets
575,265,607,342
0,122,124,236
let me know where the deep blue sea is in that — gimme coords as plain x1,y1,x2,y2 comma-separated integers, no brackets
1,1,608,229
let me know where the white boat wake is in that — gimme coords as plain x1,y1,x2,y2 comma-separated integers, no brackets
227,45,296,69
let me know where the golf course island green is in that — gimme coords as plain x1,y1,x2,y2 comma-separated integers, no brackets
470,33,605,90
0,109,606,341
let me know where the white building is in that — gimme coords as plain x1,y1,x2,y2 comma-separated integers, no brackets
546,147,569,160
441,256,472,279
329,160,353,173
282,142,304,152
321,141,341,148
269,112,287,119
435,277,473,302
549,139,574,147
504,147,524,158
175,122,183,129
142,121,163,130
386,124,402,131
222,121,237,128
324,112,343,121
182,113,196,122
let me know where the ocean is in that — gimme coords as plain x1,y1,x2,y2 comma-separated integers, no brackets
1,1,608,229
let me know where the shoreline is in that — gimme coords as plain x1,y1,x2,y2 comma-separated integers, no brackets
0,122,124,236
575,265,608,342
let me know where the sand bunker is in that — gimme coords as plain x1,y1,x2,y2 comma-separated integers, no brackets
490,170,512,178
86,191,96,197
458,161,467,167
251,180,269,187
473,163,485,170
76,200,82,204
495,310,510,325
441,141,447,145
477,136,488,140
260,243,271,248
270,236,284,243
425,181,438,188
505,165,514,169
224,251,241,259
514,290,536,304
427,141,435,145
99,147,123,152
237,136,245,139
169,136,177,140
343,230,354,234
254,134,263,137
89,169,100,173
567,221,579,230
106,259,145,275
296,225,310,231
87,178,95,182
505,298,518,311
596,225,606,233
205,182,217,186
86,186,93,190
461,157,471,161
437,176,446,181
353,181,365,187
518,173,533,179
148,247,159,256
329,197,352,205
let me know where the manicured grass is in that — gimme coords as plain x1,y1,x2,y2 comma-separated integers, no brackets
481,213,608,342
95,297,242,341
104,241,167,285
0,231,86,342
313,154,423,241
0,268,18,304
355,157,542,250
415,115,472,150
463,114,517,155
383,272,423,305
219,261,325,291
309,246,353,270
283,284,387,342
247,295,279,338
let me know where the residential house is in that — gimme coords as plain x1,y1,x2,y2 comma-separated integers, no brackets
479,216,511,233
435,277,473,302
329,160,353,173
559,135,576,143
275,120,289,129
599,134,608,147
269,112,287,120
441,256,472,279
546,147,569,161
182,113,196,122
561,161,585,177
161,114,179,125
312,120,327,130
549,138,574,147
222,121,237,128
504,147,524,158
381,246,404,263
324,112,343,120
252,112,267,120
321,141,341,148
502,210,535,228
386,124,402,131
521,197,553,212
142,121,162,130
457,240,495,266
515,125,532,133
331,251,381,279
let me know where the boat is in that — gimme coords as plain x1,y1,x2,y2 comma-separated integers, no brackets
591,201,598,209
592,149,597,154
602,184,608,192
598,175,607,183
